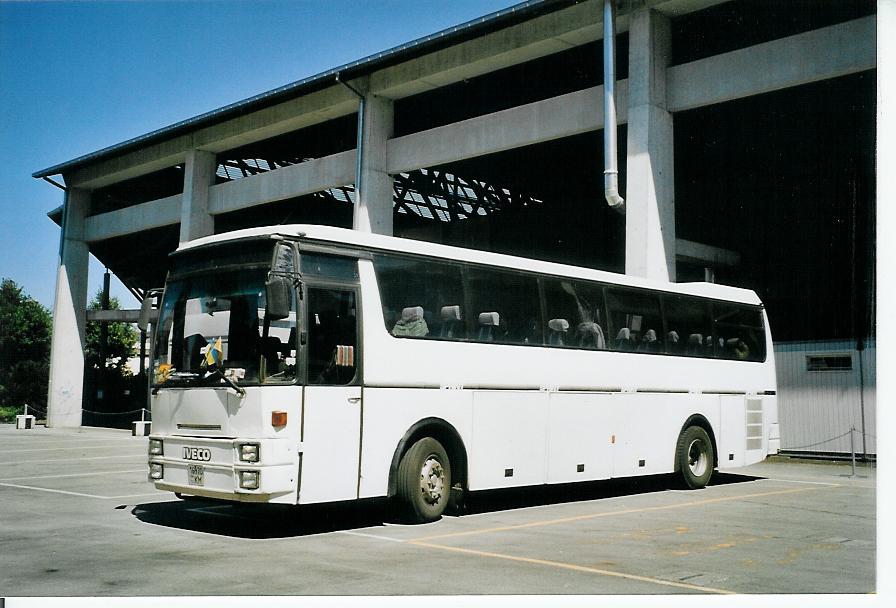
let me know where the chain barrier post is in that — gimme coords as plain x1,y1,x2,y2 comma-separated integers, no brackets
849,425,857,478
16,403,36,430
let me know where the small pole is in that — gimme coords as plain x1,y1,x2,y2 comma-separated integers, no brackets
849,426,857,478
24,403,28,417
141,408,146,423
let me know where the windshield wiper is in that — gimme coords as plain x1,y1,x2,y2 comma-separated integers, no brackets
207,369,246,397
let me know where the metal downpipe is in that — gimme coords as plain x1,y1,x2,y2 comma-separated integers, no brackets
603,0,625,213
336,73,366,208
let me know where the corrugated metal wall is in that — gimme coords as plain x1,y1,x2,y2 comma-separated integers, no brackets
775,340,876,457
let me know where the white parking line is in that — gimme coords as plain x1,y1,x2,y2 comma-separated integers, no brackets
338,530,405,543
0,481,118,499
0,469,146,482
0,436,139,444
0,481,165,500
758,477,841,486
8,455,146,464
0,444,135,454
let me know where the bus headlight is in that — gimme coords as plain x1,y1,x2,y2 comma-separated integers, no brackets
238,443,260,463
148,439,163,456
239,470,260,490
149,463,164,480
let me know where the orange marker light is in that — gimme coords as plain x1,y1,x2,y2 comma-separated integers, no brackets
272,411,288,427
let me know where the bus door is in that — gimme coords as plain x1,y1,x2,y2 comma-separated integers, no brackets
298,285,362,504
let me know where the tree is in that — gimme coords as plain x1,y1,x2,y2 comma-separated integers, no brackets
86,289,138,377
0,279,52,417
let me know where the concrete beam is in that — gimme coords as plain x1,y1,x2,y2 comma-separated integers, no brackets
180,150,216,244
65,86,358,190
208,150,356,215
86,309,141,323
388,82,627,174
369,1,610,99
47,188,90,428
647,0,728,17
668,16,876,112
675,238,741,267
84,194,181,242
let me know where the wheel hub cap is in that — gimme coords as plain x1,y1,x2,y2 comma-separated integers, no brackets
420,457,445,504
688,439,708,477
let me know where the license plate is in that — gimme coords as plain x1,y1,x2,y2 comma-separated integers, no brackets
188,464,204,486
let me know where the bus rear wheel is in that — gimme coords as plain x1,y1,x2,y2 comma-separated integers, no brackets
397,437,451,523
676,426,714,489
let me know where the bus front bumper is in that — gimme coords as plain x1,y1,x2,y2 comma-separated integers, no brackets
147,435,299,503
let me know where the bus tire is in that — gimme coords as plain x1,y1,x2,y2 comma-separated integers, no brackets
676,426,714,489
396,437,451,523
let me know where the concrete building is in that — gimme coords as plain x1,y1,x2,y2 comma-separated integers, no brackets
34,0,877,456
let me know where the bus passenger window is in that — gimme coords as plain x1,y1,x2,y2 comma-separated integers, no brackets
466,267,540,346
606,289,663,354
663,296,712,357
713,304,765,362
542,279,606,350
373,254,463,340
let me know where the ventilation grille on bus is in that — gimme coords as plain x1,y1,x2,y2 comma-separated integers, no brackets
746,398,763,451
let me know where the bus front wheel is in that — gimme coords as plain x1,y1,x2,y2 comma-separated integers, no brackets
676,426,714,489
397,437,452,523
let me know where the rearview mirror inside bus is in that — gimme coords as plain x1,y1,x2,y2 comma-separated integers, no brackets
265,276,292,320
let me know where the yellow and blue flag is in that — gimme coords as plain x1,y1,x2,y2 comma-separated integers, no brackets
204,337,223,368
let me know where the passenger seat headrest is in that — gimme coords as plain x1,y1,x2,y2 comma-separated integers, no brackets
688,333,703,345
441,305,462,322
548,318,570,332
401,306,424,322
478,311,500,326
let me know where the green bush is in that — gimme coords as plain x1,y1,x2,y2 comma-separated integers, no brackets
0,405,23,423
1,278,52,415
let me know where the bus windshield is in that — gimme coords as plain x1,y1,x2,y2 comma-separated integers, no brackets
152,266,297,388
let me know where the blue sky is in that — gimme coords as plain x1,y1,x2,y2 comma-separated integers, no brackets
0,0,515,309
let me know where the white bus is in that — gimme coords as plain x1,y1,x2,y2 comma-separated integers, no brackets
145,224,780,522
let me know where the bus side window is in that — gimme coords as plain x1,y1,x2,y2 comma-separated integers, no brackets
542,279,607,350
606,289,663,354
663,296,712,357
373,254,463,340
465,267,541,346
713,304,765,362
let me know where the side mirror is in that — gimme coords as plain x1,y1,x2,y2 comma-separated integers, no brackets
265,276,292,321
138,296,157,332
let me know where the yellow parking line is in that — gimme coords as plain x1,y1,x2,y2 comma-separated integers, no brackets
409,540,735,594
411,485,835,543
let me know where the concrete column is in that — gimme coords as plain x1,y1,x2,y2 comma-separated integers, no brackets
354,93,395,235
47,188,90,428
180,149,217,244
625,8,676,281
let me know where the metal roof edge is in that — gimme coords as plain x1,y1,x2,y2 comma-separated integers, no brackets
33,0,575,180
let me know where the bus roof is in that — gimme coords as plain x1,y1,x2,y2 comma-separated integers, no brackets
178,224,763,306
